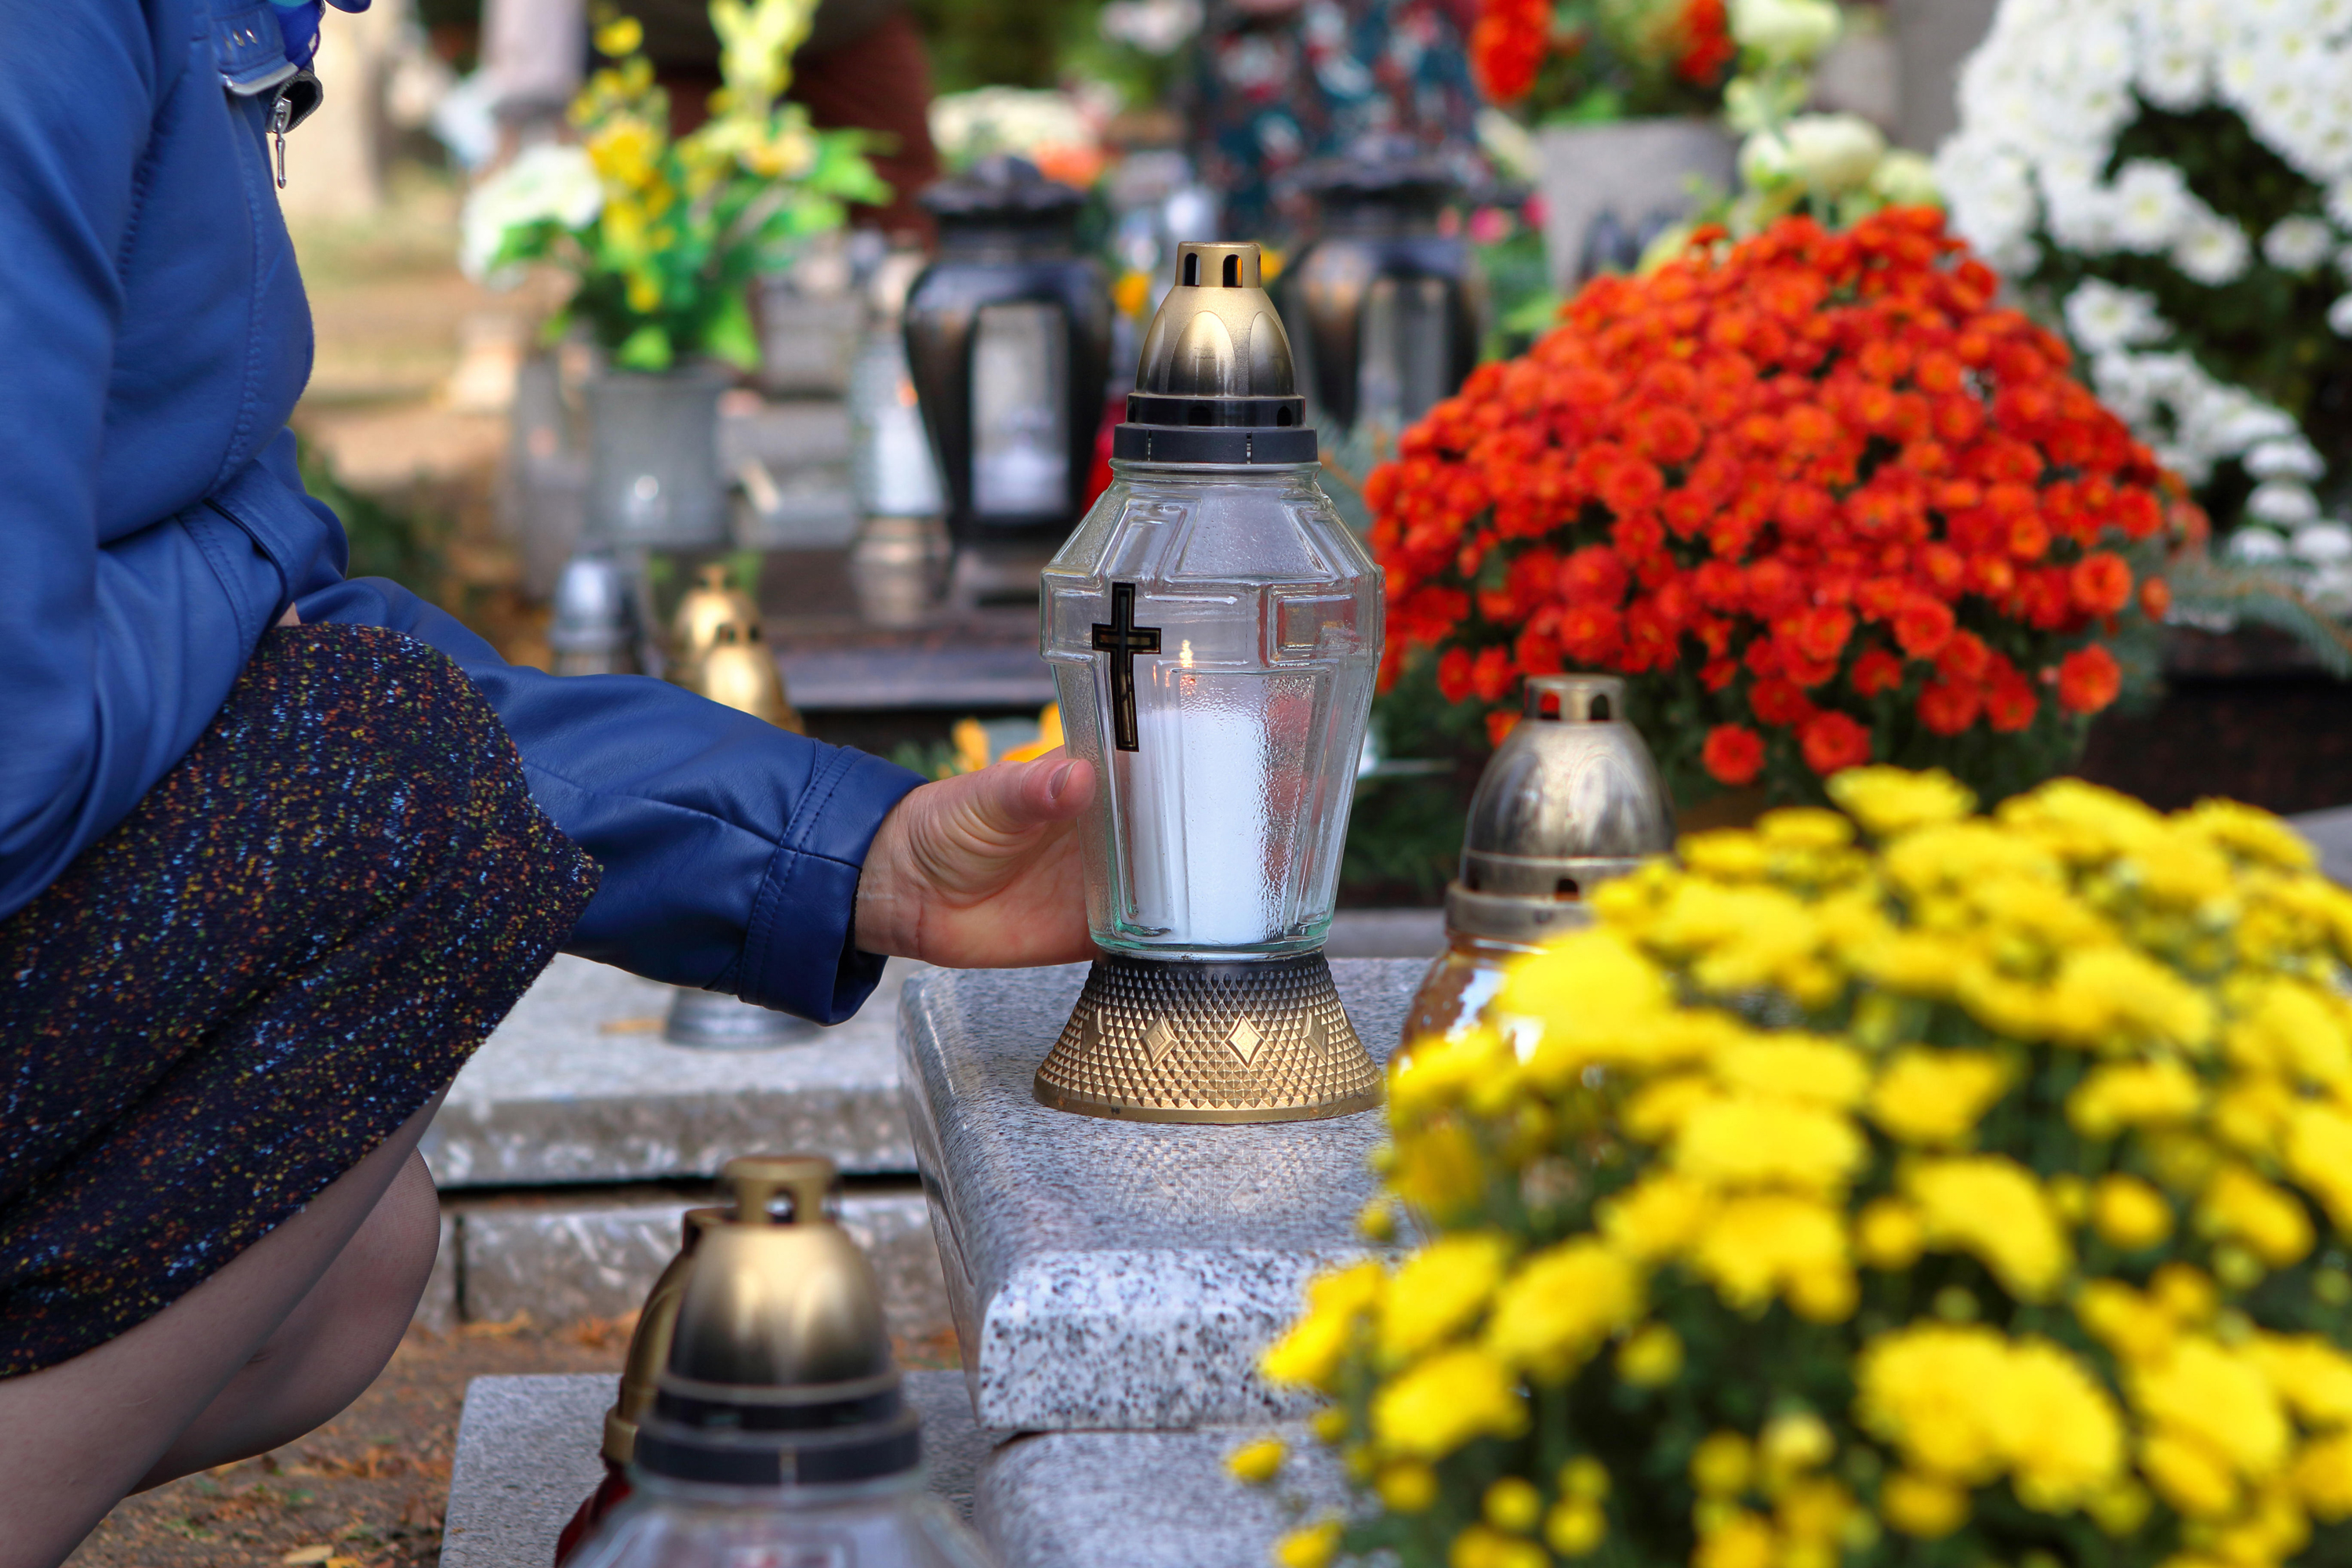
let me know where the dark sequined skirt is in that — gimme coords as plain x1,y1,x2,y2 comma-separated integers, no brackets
0,625,597,1375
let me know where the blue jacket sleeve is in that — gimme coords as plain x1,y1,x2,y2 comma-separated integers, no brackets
0,1,290,923
297,575,924,1025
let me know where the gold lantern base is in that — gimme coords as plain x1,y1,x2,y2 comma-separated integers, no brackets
1034,951,1382,1123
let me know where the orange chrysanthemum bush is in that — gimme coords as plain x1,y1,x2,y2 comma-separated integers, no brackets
1367,207,2175,808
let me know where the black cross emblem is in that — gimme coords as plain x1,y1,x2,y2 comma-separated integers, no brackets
1091,582,1162,752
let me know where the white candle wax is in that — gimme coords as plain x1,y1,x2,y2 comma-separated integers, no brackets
1122,665,1275,949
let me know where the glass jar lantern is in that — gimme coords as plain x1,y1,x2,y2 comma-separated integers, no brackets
1032,241,1384,1124
1282,137,1485,441
902,158,1113,574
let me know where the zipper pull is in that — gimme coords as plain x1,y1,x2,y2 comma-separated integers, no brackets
271,92,292,188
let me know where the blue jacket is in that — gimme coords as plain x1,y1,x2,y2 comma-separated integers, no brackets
0,0,924,1023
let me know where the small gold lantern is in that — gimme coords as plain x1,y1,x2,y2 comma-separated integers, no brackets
668,563,804,734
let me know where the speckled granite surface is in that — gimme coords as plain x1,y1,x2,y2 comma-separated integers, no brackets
976,1422,1351,1568
421,955,921,1187
898,959,1418,1432
440,1370,996,1568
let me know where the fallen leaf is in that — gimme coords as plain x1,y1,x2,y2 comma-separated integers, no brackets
282,1548,334,1566
597,1016,662,1035
460,1309,533,1339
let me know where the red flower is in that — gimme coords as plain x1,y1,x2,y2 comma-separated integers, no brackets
1892,596,1955,660
1851,648,1904,698
1788,604,1855,664
2070,551,2133,616
1559,544,1630,606
1750,677,1817,727
1437,647,1473,703
2140,575,2172,621
1984,660,2038,733
1937,630,1991,684
1469,0,1550,103
1471,647,1518,704
1702,723,1766,786
1917,677,1982,737
1798,711,1872,775
2058,644,2122,715
1559,603,1625,664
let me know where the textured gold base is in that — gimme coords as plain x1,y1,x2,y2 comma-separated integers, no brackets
1034,951,1383,1123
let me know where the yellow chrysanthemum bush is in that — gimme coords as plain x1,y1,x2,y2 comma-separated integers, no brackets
1243,768,2352,1568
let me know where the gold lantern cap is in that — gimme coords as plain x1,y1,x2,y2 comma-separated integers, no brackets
1445,674,1676,945
601,1205,727,1465
629,1156,920,1486
1114,241,1316,465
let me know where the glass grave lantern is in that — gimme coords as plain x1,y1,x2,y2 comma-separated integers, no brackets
1283,137,1484,442
903,156,1113,600
1033,241,1384,1123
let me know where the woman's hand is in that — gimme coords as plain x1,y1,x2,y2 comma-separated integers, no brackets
854,750,1096,967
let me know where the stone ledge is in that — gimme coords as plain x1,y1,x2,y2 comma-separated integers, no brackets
898,959,1418,1432
422,956,920,1189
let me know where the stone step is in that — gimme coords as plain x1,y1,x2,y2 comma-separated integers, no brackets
421,956,921,1189
898,958,1421,1432
414,1185,950,1345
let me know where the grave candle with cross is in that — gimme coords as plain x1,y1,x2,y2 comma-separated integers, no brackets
1033,241,1385,1123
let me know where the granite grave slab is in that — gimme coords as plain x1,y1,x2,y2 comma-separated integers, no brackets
422,956,920,1189
898,959,1421,1432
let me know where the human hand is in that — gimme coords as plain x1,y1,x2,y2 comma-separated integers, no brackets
854,751,1097,967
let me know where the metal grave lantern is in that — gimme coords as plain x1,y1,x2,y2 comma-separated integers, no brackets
903,156,1113,594
1033,241,1384,1123
1283,137,1484,441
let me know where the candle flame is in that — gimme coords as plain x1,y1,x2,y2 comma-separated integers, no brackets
1179,639,1193,670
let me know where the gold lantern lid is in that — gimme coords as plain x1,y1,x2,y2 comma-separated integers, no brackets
629,1156,920,1486
668,564,804,733
1113,241,1316,466
601,1205,727,1466
1446,674,1675,945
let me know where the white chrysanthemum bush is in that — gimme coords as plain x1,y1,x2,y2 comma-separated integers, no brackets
1936,0,2352,554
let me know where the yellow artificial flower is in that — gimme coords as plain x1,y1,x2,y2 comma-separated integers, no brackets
2224,975,2352,1090
2138,1429,2238,1518
624,270,662,313
2292,1430,2352,1520
1689,1193,1853,1322
2285,1102,2352,1231
1447,1522,1544,1568
1381,1232,1512,1364
1483,1239,1643,1379
2211,1075,2296,1160
1691,1508,1775,1568
2130,1338,2292,1482
586,118,662,190
1617,1323,1683,1385
1387,1119,1488,1221
1261,1261,1383,1391
2076,1279,2178,1366
2150,1261,2220,1323
1690,1432,1752,1494
1672,1095,1865,1196
1867,1047,2010,1144
1371,1345,1526,1459
2248,1334,2352,1428
1485,1476,1543,1533
1827,765,1976,837
593,13,644,55
2067,1058,2205,1141
1760,1411,1835,1473
1855,1198,1923,1269
1377,1460,1439,1512
1623,1073,1722,1142
2183,799,2316,872
2198,1165,2313,1269
1598,1172,1716,1261
2042,946,2215,1052
1113,269,1152,318
1878,1470,1968,1537
1712,1037,1868,1107
1999,1338,2130,1509
2092,1174,2175,1250
1679,828,1773,882
1544,1498,1606,1555
1273,1518,1342,1568
1857,1324,2122,1504
1905,1156,2073,1301
1228,1436,1284,1483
